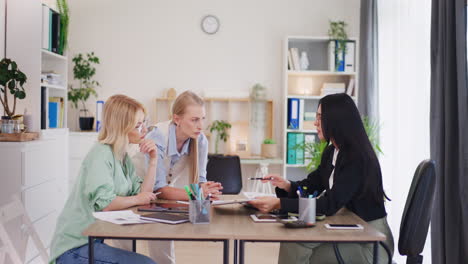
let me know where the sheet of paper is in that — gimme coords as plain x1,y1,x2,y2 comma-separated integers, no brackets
93,210,153,225
243,192,277,200
176,199,253,206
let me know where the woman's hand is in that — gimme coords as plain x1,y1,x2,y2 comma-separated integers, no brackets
264,174,291,192
134,192,156,205
139,139,158,160
248,197,281,214
200,181,223,200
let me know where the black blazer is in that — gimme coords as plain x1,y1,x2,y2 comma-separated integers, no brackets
277,145,387,222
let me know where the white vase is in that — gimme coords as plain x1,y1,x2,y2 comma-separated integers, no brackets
300,51,309,71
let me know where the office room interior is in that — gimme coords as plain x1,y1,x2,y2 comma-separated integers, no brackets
0,0,466,263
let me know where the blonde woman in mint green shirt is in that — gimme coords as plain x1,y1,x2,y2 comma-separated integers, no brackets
49,95,158,264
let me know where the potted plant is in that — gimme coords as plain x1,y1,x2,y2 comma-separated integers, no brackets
0,58,27,120
208,120,231,155
261,138,277,158
328,20,348,71
68,52,100,131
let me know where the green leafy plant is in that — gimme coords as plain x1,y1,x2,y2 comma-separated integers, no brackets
57,0,69,55
0,58,27,118
298,116,382,172
328,20,348,71
68,52,100,116
263,138,276,144
209,120,232,154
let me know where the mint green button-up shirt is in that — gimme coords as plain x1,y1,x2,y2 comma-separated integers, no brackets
49,143,143,263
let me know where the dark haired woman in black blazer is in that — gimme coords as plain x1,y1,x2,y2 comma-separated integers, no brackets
249,93,394,264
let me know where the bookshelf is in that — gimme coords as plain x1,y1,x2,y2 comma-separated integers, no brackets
40,4,68,133
155,97,274,157
282,36,358,180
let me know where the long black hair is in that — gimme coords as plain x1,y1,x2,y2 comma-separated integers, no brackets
318,93,388,203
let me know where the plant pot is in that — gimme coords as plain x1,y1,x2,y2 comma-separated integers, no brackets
261,144,277,158
79,117,94,131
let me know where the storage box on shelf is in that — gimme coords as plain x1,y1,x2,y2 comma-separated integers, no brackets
283,36,358,181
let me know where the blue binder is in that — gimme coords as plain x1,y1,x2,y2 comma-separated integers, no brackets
287,98,300,129
48,102,58,128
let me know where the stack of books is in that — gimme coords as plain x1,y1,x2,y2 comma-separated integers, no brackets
321,83,346,96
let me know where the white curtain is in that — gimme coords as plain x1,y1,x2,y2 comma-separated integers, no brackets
378,0,432,263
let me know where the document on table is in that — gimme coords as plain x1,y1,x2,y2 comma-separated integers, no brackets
93,210,154,225
243,192,277,199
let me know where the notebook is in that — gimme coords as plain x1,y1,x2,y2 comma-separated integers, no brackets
140,212,189,224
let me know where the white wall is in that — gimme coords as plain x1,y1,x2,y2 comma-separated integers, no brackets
66,0,360,142
0,0,4,59
378,0,432,263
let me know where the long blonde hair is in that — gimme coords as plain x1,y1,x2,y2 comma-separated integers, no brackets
172,91,205,184
98,94,146,160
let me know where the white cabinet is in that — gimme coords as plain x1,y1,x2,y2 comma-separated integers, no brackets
69,132,98,188
0,133,68,263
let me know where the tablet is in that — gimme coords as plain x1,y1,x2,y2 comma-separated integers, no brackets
138,203,188,213
324,224,363,230
250,214,298,223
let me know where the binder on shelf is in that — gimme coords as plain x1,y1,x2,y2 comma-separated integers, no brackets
96,100,104,132
328,40,345,72
328,41,335,71
287,133,297,164
48,102,59,128
50,10,60,53
346,78,355,96
304,134,316,164
41,87,47,129
295,133,304,164
287,98,300,129
290,48,301,71
345,41,355,73
49,97,64,128
298,99,305,130
41,5,50,50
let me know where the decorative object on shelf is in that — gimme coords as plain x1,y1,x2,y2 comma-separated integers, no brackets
201,15,220,35
328,20,348,71
57,0,69,55
250,83,267,155
166,88,177,100
0,58,27,119
209,120,231,154
261,138,277,158
68,52,100,131
299,51,309,71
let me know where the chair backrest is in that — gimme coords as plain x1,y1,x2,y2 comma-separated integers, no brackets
0,196,48,264
398,159,436,259
206,154,242,194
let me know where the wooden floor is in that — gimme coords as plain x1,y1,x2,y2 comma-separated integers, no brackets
132,240,280,264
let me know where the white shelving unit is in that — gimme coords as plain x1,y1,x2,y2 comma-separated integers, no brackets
1,1,69,262
41,45,68,131
282,36,358,181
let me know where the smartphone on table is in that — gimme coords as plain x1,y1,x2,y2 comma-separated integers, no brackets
324,224,363,230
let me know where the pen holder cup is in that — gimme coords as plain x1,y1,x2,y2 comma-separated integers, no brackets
299,197,316,224
189,200,211,224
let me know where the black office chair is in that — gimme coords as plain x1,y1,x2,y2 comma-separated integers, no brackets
397,159,436,264
206,154,242,194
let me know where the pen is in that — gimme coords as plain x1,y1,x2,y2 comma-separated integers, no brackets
153,191,162,196
317,190,327,199
297,186,303,197
311,191,318,198
248,177,273,180
184,186,195,200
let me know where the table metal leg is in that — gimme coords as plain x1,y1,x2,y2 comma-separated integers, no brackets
132,239,136,252
239,240,245,264
234,239,238,264
373,242,379,264
332,243,345,264
223,240,229,264
88,237,94,264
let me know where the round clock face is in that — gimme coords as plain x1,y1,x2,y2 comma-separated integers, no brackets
201,15,220,34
